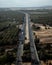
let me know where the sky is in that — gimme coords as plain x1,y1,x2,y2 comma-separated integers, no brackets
0,0,52,7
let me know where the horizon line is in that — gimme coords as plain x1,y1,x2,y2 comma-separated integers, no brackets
0,5,52,8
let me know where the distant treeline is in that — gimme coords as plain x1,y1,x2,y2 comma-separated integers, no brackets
0,11,24,22
31,11,52,26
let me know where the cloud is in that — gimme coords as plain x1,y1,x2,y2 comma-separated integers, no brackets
0,0,52,7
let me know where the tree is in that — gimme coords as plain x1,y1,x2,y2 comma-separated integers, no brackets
6,52,15,65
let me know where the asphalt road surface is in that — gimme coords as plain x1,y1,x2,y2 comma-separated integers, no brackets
16,12,41,65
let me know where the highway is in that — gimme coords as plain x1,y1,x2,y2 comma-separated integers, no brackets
29,16,40,65
25,13,40,65
16,12,41,65
16,20,25,65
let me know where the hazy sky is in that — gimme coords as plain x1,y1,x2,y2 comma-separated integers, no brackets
0,0,52,7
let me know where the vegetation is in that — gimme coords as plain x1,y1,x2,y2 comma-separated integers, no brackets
0,10,25,64
31,11,52,26
0,25,19,46
22,43,31,62
35,40,52,63
0,11,24,23
0,48,16,65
